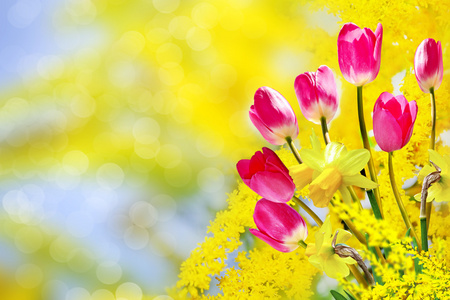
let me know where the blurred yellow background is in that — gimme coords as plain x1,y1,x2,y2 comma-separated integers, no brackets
3,0,447,299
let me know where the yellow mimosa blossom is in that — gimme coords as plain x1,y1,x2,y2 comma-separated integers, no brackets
290,134,378,207
418,149,450,202
305,216,356,278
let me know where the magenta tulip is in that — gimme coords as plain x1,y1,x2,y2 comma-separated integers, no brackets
414,38,443,93
250,199,308,252
338,23,383,86
294,65,339,124
373,92,418,152
249,87,299,145
237,147,295,203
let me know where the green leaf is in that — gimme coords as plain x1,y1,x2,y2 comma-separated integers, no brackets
344,290,357,300
330,290,348,300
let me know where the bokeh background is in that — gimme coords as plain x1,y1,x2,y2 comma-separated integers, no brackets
3,0,433,299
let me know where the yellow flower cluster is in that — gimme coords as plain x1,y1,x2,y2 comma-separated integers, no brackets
174,0,450,298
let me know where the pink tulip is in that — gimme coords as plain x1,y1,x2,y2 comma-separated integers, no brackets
338,23,383,86
294,65,339,124
250,199,308,252
237,147,295,203
373,92,418,152
414,38,443,93
250,87,299,145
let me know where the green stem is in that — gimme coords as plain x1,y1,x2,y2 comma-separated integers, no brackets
293,196,323,226
320,116,331,144
420,217,428,252
426,88,436,230
430,87,436,150
286,136,302,164
298,240,308,249
388,152,422,252
357,86,383,217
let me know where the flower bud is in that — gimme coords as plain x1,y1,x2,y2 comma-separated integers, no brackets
237,147,295,203
250,199,308,252
338,23,383,86
294,65,339,124
414,38,443,93
249,87,299,145
373,92,418,152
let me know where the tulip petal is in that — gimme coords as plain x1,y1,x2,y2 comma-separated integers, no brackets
251,172,294,202
415,38,443,92
315,65,339,123
295,72,322,124
373,107,403,152
236,159,251,182
338,149,370,176
249,109,285,145
253,200,308,243
253,87,299,142
249,228,296,252
342,174,378,189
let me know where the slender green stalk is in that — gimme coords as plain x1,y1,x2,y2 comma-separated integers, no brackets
430,87,436,150
293,196,323,226
426,88,436,230
420,218,428,252
298,240,308,249
348,264,368,288
286,136,302,164
357,86,383,216
388,152,422,252
320,117,331,144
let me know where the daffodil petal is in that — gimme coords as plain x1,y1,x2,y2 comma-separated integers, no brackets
324,142,346,165
335,229,353,244
308,254,324,271
338,187,352,205
343,174,378,189
323,255,350,278
310,129,322,152
338,149,370,176
305,243,317,257
315,216,332,249
289,164,314,190
301,149,324,170
418,165,436,181
429,149,448,174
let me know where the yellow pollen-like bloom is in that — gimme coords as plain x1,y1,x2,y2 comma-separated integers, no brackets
305,216,355,278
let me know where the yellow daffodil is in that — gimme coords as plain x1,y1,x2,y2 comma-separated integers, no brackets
305,216,356,278
418,149,450,202
290,133,378,207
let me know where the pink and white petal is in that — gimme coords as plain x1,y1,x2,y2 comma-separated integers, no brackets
316,65,339,122
249,109,286,145
254,87,297,132
251,172,295,203
253,200,307,242
249,228,296,252
373,108,403,152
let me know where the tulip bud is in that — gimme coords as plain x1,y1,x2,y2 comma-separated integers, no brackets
249,87,299,145
294,65,339,124
250,199,308,253
373,92,418,152
237,147,295,203
338,23,383,86
414,38,443,93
